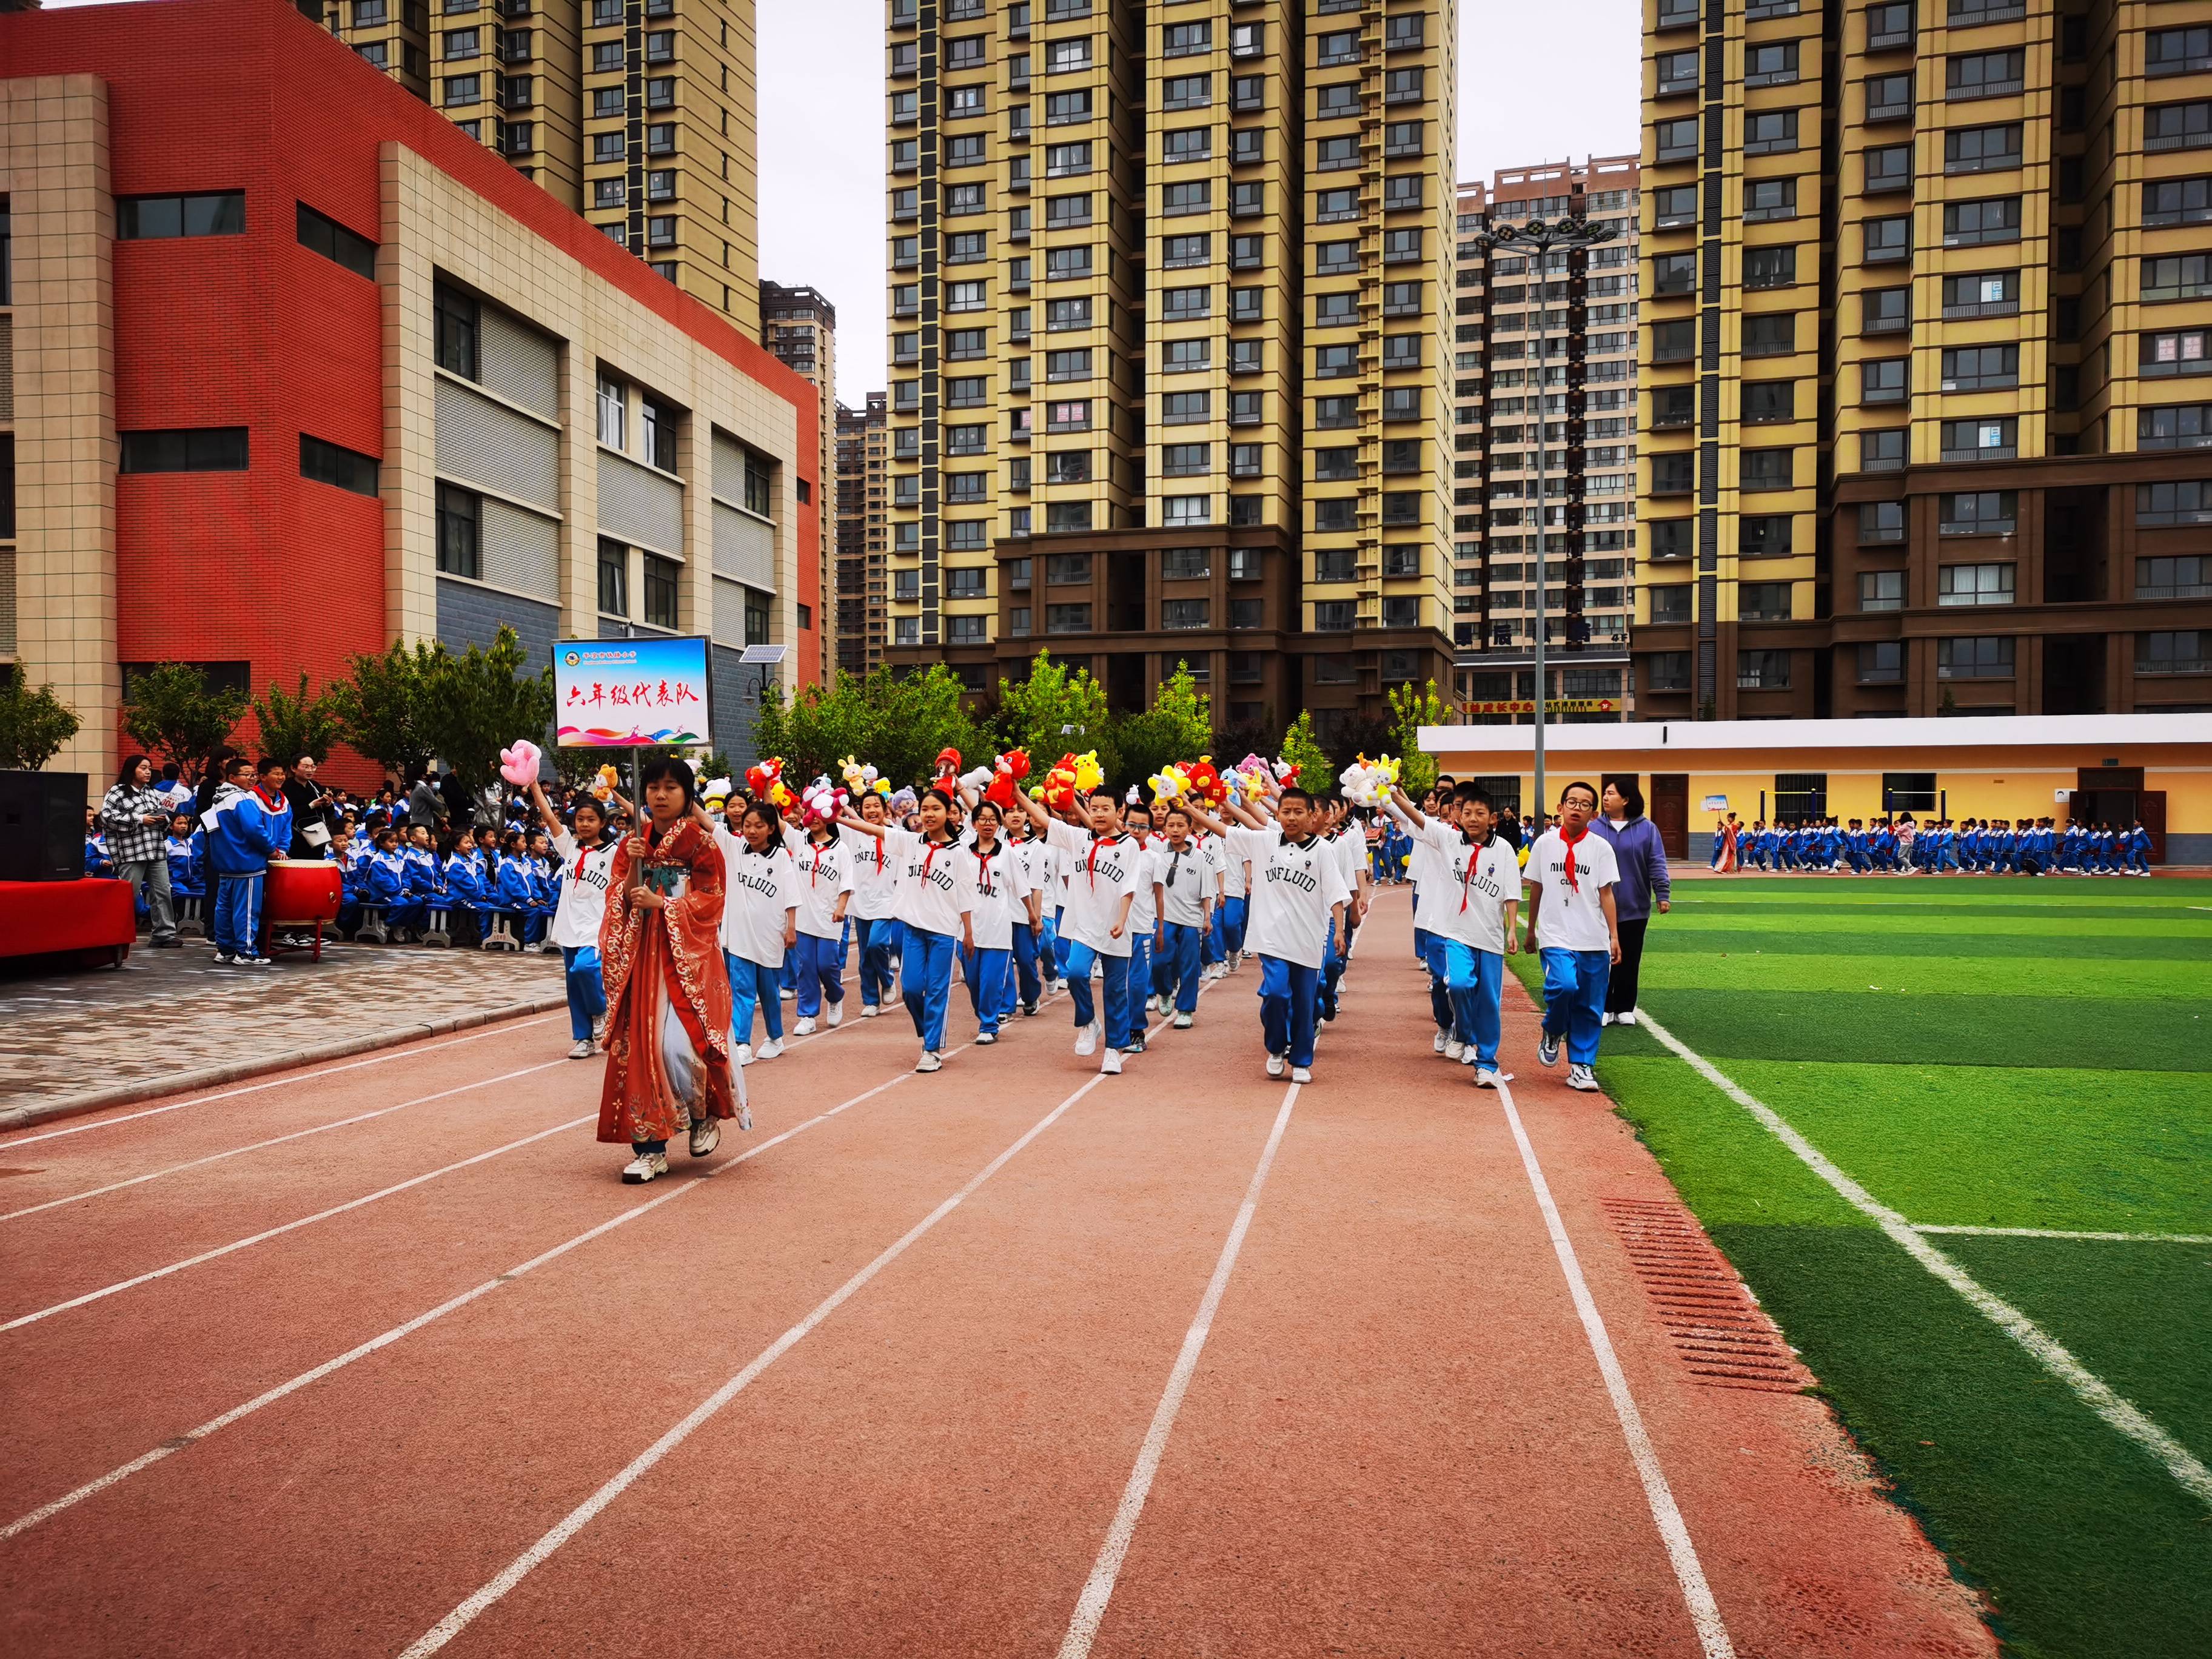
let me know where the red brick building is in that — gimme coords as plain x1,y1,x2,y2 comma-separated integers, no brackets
1,0,819,788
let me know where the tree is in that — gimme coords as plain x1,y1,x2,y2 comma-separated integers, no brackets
421,625,558,791
0,675,81,772
1113,659,1213,785
331,637,446,782
1387,679,1450,795
1278,709,1332,790
250,670,344,768
121,662,246,781
995,651,1117,788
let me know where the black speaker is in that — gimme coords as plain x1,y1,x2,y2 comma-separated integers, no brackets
0,771,88,882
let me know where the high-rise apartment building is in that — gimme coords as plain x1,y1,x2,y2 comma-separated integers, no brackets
883,0,1459,743
1453,159,1641,721
837,392,892,672
1637,0,2212,719
762,281,839,682
320,0,759,330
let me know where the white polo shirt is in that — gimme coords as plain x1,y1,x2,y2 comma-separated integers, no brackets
1157,837,1219,928
966,837,1034,951
1398,813,1519,956
1014,834,1058,906
840,823,898,920
1225,824,1351,971
1125,836,1166,935
789,832,854,940
1045,820,1142,958
1209,830,1248,900
711,825,796,967
882,825,976,939
548,830,619,950
1525,826,1620,953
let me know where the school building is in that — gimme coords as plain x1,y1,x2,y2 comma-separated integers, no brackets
1416,712,2212,865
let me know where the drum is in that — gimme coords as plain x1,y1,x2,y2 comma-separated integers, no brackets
264,858,342,925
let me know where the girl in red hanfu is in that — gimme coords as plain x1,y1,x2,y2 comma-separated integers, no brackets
597,757,747,1184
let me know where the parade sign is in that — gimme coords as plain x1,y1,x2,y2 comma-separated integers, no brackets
554,636,712,747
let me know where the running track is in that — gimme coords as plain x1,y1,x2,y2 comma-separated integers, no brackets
0,895,1992,1657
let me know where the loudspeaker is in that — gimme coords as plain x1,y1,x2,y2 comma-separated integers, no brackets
0,771,88,882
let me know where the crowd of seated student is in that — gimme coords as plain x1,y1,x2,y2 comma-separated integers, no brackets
1726,815,2155,876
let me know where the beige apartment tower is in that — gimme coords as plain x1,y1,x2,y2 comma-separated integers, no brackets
319,0,760,332
1637,0,2212,719
837,392,891,672
883,0,1459,743
1453,159,1641,723
762,281,839,682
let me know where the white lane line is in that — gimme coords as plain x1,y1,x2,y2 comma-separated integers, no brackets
1057,1083,1299,1659
1637,1010,2212,1510
0,1051,947,1544
0,1016,563,1148
1,1068,575,1334
0,1066,565,1224
1913,1224,2212,1245
398,1066,1111,1659
1495,1074,1737,1659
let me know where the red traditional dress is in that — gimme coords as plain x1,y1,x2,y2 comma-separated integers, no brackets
597,817,743,1147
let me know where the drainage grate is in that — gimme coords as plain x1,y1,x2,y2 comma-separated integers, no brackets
1601,1197,1813,1393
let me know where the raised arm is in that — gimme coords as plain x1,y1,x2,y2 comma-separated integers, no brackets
1386,785,1427,831
526,779,563,841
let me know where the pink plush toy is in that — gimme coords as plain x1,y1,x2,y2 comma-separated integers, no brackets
499,739,543,787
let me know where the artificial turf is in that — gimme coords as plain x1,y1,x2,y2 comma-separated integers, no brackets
1517,876,2212,1659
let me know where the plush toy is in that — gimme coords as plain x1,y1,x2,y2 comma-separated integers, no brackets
498,739,542,788
745,757,795,813
799,774,847,828
1147,763,1190,806
1071,750,1104,794
840,754,889,797
701,776,734,812
1338,753,1399,808
984,748,1031,809
887,786,918,817
934,746,963,782
1273,757,1301,786
959,764,996,796
591,763,620,802
1185,757,1225,808
1036,751,1082,814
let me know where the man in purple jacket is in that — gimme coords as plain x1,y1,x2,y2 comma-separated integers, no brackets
1593,779,1671,1027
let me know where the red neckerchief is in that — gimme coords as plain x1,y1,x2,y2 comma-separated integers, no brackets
574,841,592,883
1459,830,1482,913
974,838,997,891
808,833,834,885
1560,823,1589,893
1087,832,1122,886
255,784,285,811
920,831,953,883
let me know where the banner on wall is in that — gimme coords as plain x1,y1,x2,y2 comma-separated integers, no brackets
1701,794,1729,813
554,637,712,748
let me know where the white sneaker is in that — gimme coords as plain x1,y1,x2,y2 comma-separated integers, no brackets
568,1038,595,1059
860,1004,879,1017
1265,1054,1286,1078
1432,1030,1449,1054
734,1042,753,1066
825,1000,844,1028
620,1150,668,1184
1615,1011,1637,1027
1101,1048,1124,1075
1444,1039,1466,1061
1475,1067,1512,1089
780,987,797,1000
1290,1066,1312,1084
1075,1024,1098,1057
689,1118,720,1158
1567,1064,1601,1093
915,1050,942,1073
592,1014,608,1048
1538,1033,1560,1068
976,1030,997,1045
794,1016,817,1036
1461,1047,1479,1065
1600,1011,1616,1027
1173,1013,1192,1029
756,1039,784,1061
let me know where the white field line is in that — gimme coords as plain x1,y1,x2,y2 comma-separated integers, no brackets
0,1016,564,1148
1636,1010,2212,1510
1057,1084,1299,1659
397,1067,1113,1659
1495,1075,1737,1659
1913,1224,2212,1245
0,1049,951,1545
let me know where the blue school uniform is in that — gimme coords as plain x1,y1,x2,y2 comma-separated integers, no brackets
165,833,205,898
494,854,546,943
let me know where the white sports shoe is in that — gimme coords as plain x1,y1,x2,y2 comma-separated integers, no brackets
689,1118,720,1158
734,1042,754,1067
756,1038,784,1061
592,1014,608,1047
976,1030,997,1045
915,1050,942,1073
1567,1064,1601,1093
1101,1048,1124,1075
1600,1011,1616,1027
568,1038,595,1060
1075,1024,1098,1057
1615,1011,1638,1027
1432,1030,1449,1054
1290,1066,1312,1084
621,1150,668,1184
1538,1033,1560,1068
794,1016,817,1036
1445,1039,1466,1061
1474,1067,1507,1088
860,1004,879,1017
1173,1013,1193,1030
825,1000,844,1028
1265,1054,1286,1078
780,986,797,1000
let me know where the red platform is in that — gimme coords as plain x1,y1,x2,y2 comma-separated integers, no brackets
0,879,137,968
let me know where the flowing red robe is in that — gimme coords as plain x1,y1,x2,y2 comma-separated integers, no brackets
597,817,739,1145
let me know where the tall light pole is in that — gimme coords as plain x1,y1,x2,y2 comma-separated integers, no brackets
1469,210,1617,826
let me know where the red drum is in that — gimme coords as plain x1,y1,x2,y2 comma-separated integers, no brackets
264,859,342,925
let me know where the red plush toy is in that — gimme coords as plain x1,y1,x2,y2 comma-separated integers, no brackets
934,746,962,782
984,747,1032,809
1038,751,1080,814
1185,757,1225,808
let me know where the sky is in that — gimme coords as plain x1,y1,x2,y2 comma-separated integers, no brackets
56,0,1643,401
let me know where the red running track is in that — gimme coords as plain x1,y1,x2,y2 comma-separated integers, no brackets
0,895,1993,1658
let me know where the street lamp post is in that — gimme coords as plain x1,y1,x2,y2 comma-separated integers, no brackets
1469,210,1617,826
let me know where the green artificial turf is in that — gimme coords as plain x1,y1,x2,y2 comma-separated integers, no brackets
1510,879,2212,1658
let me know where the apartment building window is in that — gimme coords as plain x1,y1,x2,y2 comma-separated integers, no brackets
1869,1,1914,47
1378,598,1419,631
434,482,481,578
1163,19,1209,56
1861,287,1911,335
1941,343,2017,390
1942,270,2018,318
1657,49,1698,95
2151,101,2212,153
1311,342,1356,380
1313,498,1358,534
945,471,987,504
1746,111,1798,155
1938,636,2013,678
1162,286,1213,322
1651,387,1695,431
945,183,985,217
2140,403,2212,448
1382,387,1420,420
1232,74,1265,113
1162,234,1211,269
1651,454,1694,495
1746,313,1796,355
1948,0,2023,21
1942,416,2017,461
1162,494,1212,531
2138,631,2210,673
1045,142,1092,179
1647,520,1693,561
1162,75,1211,112
1165,127,1211,164
1381,491,1421,526
1858,642,1905,683
646,123,674,155
1739,514,1793,557
1649,585,1692,623
1654,116,1698,163
1045,400,1093,432
643,28,672,61
1742,447,1794,492
644,215,675,249
1856,569,1906,612
1161,444,1210,479
1654,184,1697,229
1045,348,1095,383
1743,380,1795,424
1946,123,2022,176
640,398,677,471
1861,358,1909,404
1948,50,2023,99
1313,395,1359,431
1863,215,1912,264
1385,175,1423,211
594,178,627,210
1385,67,1426,104
1943,195,2020,247
592,131,627,164
1045,603,1093,634
1745,246,1797,289
947,33,987,70
1164,181,1211,217
1861,500,1906,542
2149,25,2212,77
118,191,245,240
943,231,984,264
446,73,483,106
1385,119,1425,158
1938,562,2016,606
1747,42,1800,85
945,521,988,554
1745,179,1798,222
1047,246,1093,280
950,85,989,118
1863,143,1913,193
948,280,987,313
1312,447,1358,483
1866,72,1914,121
1316,134,1362,172
1740,581,1793,623
1737,650,1792,689
1312,602,1355,632
2139,555,2211,598
2143,253,2212,303
1940,489,2016,534
1384,229,1423,264
2137,479,2212,525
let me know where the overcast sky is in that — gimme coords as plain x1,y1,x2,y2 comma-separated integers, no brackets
60,0,1643,401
